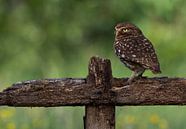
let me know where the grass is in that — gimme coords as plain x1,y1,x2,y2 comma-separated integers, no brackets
1,106,186,129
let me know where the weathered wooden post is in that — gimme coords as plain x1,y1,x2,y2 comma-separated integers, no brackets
85,57,115,129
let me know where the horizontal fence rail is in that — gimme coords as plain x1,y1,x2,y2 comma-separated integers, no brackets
0,57,186,107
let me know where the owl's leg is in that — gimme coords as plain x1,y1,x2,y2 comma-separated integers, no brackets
128,71,138,84
137,69,145,77
128,69,145,84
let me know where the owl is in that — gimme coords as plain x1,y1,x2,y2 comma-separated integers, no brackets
114,22,161,84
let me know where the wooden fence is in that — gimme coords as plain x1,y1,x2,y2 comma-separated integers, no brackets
0,56,186,129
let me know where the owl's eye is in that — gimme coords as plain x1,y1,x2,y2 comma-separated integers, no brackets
123,28,128,32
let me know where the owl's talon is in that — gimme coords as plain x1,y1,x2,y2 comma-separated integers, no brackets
127,78,137,85
136,76,147,79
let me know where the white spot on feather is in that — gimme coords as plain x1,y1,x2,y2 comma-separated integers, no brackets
132,54,136,57
121,54,125,58
115,41,119,44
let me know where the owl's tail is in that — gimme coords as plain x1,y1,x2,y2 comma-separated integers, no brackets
151,65,161,74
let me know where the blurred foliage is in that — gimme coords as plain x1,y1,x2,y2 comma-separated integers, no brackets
0,0,186,129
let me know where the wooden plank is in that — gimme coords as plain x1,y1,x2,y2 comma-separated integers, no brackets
0,56,186,107
0,77,186,106
85,56,115,129
0,78,88,106
112,77,186,105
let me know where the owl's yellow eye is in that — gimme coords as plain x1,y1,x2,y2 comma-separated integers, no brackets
123,28,128,32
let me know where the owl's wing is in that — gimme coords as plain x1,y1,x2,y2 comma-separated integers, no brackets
114,36,161,73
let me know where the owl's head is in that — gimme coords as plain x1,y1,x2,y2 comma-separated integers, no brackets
115,22,142,38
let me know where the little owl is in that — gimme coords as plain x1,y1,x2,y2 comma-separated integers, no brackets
114,22,161,84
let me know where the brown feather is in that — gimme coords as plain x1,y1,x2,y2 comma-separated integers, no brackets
114,22,161,75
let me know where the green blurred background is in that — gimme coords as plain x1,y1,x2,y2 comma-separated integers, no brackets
0,0,186,129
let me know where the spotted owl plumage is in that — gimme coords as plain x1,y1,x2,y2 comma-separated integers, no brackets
114,22,161,83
